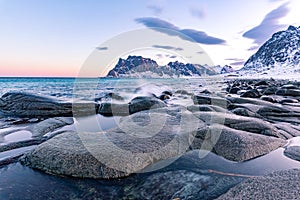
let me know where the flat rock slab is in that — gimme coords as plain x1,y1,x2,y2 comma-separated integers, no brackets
217,169,300,199
21,111,201,179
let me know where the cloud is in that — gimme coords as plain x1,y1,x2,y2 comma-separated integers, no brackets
189,7,206,19
96,47,108,51
135,17,226,45
169,55,177,59
248,45,260,51
243,3,289,45
147,5,163,15
196,51,204,54
152,45,184,51
225,58,245,62
230,61,245,66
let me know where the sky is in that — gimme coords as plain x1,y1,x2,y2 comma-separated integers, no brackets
0,0,299,77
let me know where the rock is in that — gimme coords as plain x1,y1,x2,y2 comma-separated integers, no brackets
158,94,170,101
95,92,124,102
281,84,298,90
231,107,262,118
192,112,282,138
276,89,300,97
0,92,98,118
192,95,230,108
216,169,300,199
228,87,240,94
29,117,74,138
226,96,274,106
129,96,166,114
279,98,299,104
21,112,201,178
284,146,300,161
199,89,212,94
161,90,173,96
175,90,192,95
97,103,129,116
262,87,277,95
240,89,261,98
193,124,286,161
127,170,243,200
187,105,228,113
260,95,277,103
254,80,269,86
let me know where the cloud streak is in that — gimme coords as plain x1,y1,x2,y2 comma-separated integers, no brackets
152,45,183,51
147,5,163,15
189,7,206,19
243,3,289,45
96,47,108,51
135,17,226,45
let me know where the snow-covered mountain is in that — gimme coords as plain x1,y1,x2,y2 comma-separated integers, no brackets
106,55,228,78
240,25,300,76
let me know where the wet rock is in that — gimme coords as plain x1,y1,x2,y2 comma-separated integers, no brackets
226,96,273,106
127,170,243,200
192,95,230,108
158,94,170,101
192,112,282,138
95,92,124,102
279,98,299,104
0,92,98,118
240,89,261,98
216,169,300,199
284,146,300,161
187,105,228,113
29,117,74,138
193,124,285,162
254,80,269,86
228,87,240,94
281,84,298,90
129,96,166,114
260,95,277,103
262,87,277,95
97,103,129,116
276,89,300,97
21,112,201,179
175,90,192,95
161,90,173,96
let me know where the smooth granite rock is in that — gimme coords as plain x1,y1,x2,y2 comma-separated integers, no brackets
217,169,300,199
284,146,300,161
21,112,201,178
192,124,286,161
129,96,166,114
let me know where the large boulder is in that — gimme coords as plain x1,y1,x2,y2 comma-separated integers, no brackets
97,103,129,116
192,124,285,162
284,146,300,161
0,92,98,118
216,169,300,199
21,111,201,178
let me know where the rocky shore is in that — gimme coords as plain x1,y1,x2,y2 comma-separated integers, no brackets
1,78,300,199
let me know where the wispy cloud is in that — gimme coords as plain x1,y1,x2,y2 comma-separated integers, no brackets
96,47,108,51
243,3,289,45
135,17,226,45
152,45,184,51
230,61,245,66
147,5,163,15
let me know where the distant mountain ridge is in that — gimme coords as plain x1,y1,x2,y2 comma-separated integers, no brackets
240,25,300,75
106,55,233,78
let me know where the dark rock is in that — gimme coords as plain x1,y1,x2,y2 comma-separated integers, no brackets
199,89,212,94
0,92,98,118
254,80,269,86
159,94,170,101
192,95,230,108
276,89,300,97
262,87,277,95
281,84,298,90
95,92,124,102
129,96,166,114
97,103,129,116
284,146,300,161
228,87,240,94
240,89,261,98
260,95,277,103
187,105,228,113
216,169,300,199
161,90,173,96
175,90,192,95
279,98,299,104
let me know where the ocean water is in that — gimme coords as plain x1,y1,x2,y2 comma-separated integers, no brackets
0,77,225,102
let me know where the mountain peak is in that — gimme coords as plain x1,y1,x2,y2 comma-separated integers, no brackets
240,25,300,76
